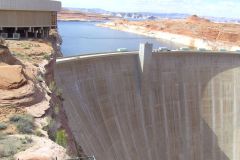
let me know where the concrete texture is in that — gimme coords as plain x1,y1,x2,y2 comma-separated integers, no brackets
55,46,240,160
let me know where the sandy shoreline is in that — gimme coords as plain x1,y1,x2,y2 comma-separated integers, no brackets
58,19,103,22
97,22,240,51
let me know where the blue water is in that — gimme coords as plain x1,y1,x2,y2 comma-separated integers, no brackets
58,21,181,56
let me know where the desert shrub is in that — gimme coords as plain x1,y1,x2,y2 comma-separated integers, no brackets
20,139,27,144
49,81,63,99
43,54,51,60
0,144,17,157
54,104,60,114
46,117,57,141
36,74,44,83
0,123,7,130
34,44,41,47
0,133,6,140
55,130,67,148
35,130,44,137
25,136,33,143
41,52,51,60
43,116,52,132
16,119,34,134
9,114,34,134
20,136,33,144
12,52,31,61
0,136,32,159
56,88,63,98
42,116,56,140
9,115,22,122
49,81,57,92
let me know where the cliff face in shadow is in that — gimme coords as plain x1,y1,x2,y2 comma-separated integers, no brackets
55,51,240,160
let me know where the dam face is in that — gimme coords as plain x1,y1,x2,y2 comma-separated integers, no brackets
55,45,240,160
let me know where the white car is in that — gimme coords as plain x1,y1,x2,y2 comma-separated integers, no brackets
198,48,207,51
179,47,190,51
158,47,169,51
116,48,128,52
219,49,227,52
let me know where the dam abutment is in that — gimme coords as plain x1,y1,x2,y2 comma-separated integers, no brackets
55,45,240,160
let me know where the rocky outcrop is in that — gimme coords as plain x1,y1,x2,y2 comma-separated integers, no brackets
217,32,240,43
0,31,80,159
14,135,69,160
0,46,20,65
0,47,44,108
0,65,27,90
0,47,27,90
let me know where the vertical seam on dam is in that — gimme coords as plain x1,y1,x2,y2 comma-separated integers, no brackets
55,48,240,160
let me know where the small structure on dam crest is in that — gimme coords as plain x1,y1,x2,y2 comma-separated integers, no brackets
55,44,240,160
0,0,61,39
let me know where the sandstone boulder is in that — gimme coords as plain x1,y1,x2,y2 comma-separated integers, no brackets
0,47,19,65
0,65,27,89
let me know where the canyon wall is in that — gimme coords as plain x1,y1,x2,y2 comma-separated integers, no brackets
55,45,240,160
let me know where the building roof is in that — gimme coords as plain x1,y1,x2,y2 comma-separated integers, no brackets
0,0,61,12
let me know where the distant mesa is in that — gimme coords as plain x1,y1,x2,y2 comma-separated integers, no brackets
187,15,211,23
147,16,157,20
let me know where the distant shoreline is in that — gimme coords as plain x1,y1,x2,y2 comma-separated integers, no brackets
58,19,104,22
97,21,240,51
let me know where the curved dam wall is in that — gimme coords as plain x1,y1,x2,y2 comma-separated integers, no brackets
55,45,240,160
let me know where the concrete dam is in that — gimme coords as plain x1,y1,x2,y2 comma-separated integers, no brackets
55,43,240,160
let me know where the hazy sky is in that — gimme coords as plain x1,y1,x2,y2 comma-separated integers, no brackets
59,0,240,18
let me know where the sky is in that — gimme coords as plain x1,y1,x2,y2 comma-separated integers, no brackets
59,0,240,18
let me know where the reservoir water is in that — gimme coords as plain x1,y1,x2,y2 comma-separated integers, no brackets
58,21,181,57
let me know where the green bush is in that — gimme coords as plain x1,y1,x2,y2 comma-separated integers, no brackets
56,88,63,98
55,130,67,148
47,118,57,141
43,54,51,60
0,136,32,159
9,115,22,122
20,136,33,144
54,104,60,115
40,52,51,60
36,75,44,83
16,119,34,134
49,81,57,92
9,114,34,134
25,136,33,143
0,144,17,158
35,130,44,137
0,133,6,140
0,123,7,130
